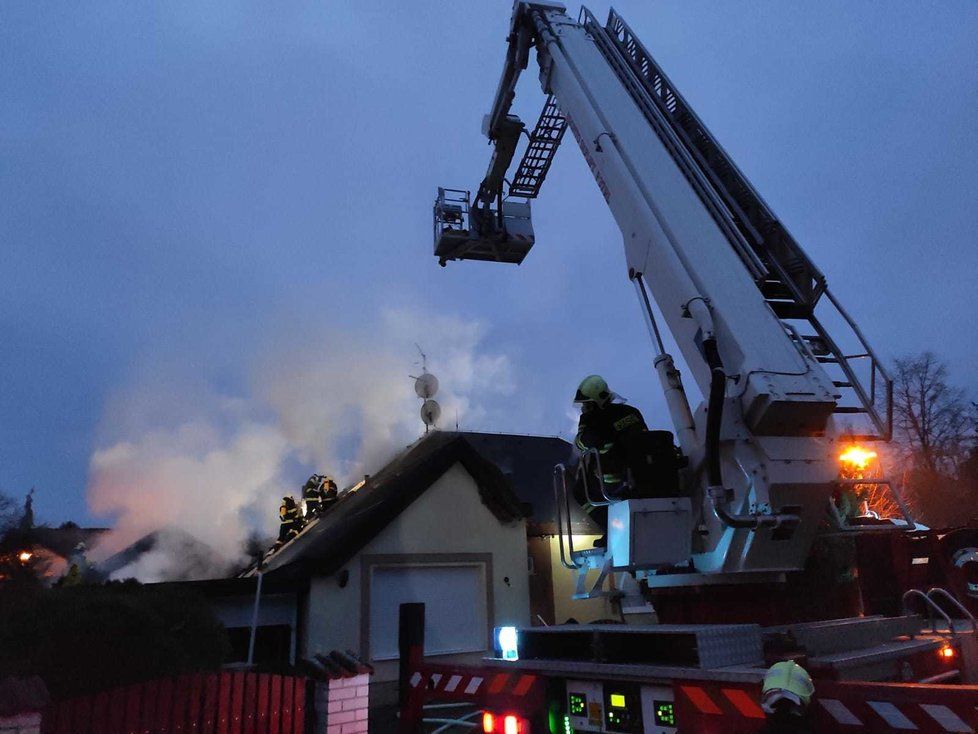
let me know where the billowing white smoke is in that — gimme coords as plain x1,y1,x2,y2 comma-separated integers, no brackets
87,307,515,582
257,308,515,475
88,418,288,580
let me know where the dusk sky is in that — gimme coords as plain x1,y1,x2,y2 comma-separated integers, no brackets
2,1,976,536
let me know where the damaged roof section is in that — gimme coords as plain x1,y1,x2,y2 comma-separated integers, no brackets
257,432,530,580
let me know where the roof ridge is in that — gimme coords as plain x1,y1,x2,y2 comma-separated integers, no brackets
261,432,526,579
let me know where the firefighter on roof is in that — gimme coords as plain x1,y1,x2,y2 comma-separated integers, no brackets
302,474,339,518
321,476,339,510
276,495,303,547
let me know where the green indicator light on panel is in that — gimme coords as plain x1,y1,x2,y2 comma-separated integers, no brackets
653,702,676,727
563,714,573,734
568,693,587,717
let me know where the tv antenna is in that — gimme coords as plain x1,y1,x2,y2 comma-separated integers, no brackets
411,345,440,433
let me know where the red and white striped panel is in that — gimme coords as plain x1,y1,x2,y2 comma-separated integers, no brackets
674,682,767,733
811,680,978,733
817,696,976,732
408,668,541,702
675,680,978,733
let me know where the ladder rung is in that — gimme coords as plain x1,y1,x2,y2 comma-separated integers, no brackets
761,280,792,299
799,334,830,355
770,301,812,320
834,407,868,414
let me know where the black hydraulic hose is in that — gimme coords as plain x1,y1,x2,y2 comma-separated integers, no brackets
703,337,726,491
702,337,801,531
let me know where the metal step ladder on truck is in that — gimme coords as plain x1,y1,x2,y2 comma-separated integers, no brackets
415,2,978,730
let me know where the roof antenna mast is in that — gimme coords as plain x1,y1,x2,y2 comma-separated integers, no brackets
410,345,441,434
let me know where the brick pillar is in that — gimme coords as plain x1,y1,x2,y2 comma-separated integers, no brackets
325,673,370,734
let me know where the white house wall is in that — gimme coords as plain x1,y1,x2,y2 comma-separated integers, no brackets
303,462,530,682
547,535,616,624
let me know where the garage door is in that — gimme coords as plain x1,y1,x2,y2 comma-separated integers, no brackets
368,562,490,661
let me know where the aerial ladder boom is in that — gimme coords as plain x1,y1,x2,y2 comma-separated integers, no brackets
434,1,895,589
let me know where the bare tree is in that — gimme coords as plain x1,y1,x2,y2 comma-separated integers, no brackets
889,353,978,526
892,352,969,475
0,492,17,534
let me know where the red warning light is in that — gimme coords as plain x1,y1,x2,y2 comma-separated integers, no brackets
504,715,520,734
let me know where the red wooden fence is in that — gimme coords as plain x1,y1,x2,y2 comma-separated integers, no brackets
41,671,308,734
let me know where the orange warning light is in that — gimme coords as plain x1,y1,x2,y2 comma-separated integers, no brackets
17,551,32,564
939,643,956,660
839,446,878,472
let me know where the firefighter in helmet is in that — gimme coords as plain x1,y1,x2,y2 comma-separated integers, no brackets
302,474,339,518
276,495,303,546
572,374,649,545
302,475,324,517
760,661,815,733
320,476,339,511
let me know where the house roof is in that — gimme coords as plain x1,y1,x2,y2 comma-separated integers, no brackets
97,527,230,582
259,432,529,580
460,432,599,535
27,525,109,559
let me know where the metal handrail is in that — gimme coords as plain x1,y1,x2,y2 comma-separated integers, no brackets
836,477,916,530
821,288,894,440
827,495,848,530
579,448,615,506
783,322,820,367
928,587,978,635
552,464,577,570
903,588,955,636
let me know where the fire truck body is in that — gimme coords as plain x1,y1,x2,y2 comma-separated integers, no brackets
420,2,978,729
400,611,978,733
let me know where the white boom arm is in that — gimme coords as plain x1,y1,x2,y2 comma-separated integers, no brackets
434,1,894,587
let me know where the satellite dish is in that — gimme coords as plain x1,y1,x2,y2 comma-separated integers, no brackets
414,373,439,399
421,399,441,427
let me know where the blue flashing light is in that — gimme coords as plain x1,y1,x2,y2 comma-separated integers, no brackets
497,626,519,661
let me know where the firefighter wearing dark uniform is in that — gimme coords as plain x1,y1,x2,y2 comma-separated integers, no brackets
302,475,325,517
320,476,339,512
575,376,649,486
302,474,340,518
277,495,303,545
573,375,649,545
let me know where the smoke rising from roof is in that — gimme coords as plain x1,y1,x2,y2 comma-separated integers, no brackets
86,307,515,581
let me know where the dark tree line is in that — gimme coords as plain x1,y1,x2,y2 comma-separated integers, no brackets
890,352,978,527
0,490,230,699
